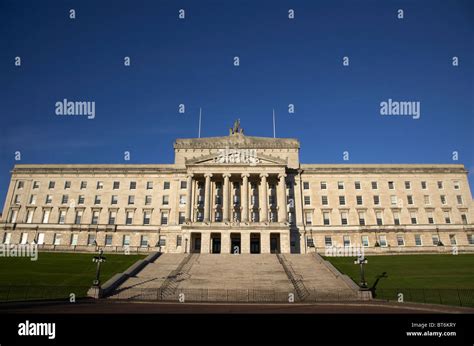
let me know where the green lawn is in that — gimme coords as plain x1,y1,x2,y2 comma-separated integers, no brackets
0,252,145,301
325,254,474,306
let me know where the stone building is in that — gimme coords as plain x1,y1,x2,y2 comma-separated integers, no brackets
1,124,473,254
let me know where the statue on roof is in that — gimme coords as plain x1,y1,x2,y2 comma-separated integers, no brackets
230,118,244,135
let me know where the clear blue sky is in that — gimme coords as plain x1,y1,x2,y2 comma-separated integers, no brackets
0,0,473,209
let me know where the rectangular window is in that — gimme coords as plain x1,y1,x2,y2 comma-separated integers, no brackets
393,211,400,225
453,181,460,190
414,234,422,246
397,235,405,246
159,236,166,246
126,211,134,225
33,181,40,189
161,212,169,225
305,211,312,225
88,234,96,246
323,212,330,225
421,181,427,189
354,181,361,190
356,196,363,205
337,181,344,190
130,181,136,190
71,234,78,246
58,210,66,224
427,212,434,224
145,195,152,205
180,181,187,189
373,195,380,205
3,233,12,244
128,195,135,205
307,237,314,247
467,234,474,245
361,235,369,247
143,211,151,225
376,211,383,225
64,181,71,189
179,195,186,205
140,235,149,247
14,194,20,205
304,196,311,205
379,235,387,247
162,195,169,205
405,181,411,189
407,195,413,205
358,212,365,226
410,212,417,224
432,235,439,246
91,211,99,225
456,195,463,205
388,181,394,189
53,233,61,246
26,210,34,223
303,182,310,190
108,211,117,225
177,235,182,246
147,181,153,190
449,234,457,245
390,195,397,206
179,212,185,225
42,210,50,223
437,181,443,189
324,236,332,247
17,181,24,189
97,181,104,189
164,181,170,190
343,235,350,247
61,195,68,204
74,210,83,224
113,181,120,190
320,182,327,190
424,195,430,205
341,211,348,225
339,196,345,205
105,234,113,246
444,211,451,224
371,181,378,190
321,196,328,205
29,194,37,205
461,214,468,225
49,181,55,189
123,235,130,246
20,232,28,244
111,195,118,204
440,195,447,205
80,181,87,189
94,195,101,205
78,195,85,204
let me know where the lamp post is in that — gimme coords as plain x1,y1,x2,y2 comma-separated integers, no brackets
436,227,444,246
92,248,106,287
354,255,368,289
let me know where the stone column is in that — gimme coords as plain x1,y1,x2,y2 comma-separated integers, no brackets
259,173,269,222
221,232,231,254
223,173,231,223
241,173,249,223
241,232,250,254
185,174,193,223
278,173,287,223
201,232,210,253
203,173,212,223
261,232,271,254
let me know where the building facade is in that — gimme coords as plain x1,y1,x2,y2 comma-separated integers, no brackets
2,126,474,254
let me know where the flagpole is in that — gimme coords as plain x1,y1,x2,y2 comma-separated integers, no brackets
273,109,276,138
198,108,202,138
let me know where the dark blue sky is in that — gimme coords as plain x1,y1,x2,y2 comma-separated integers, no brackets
0,0,473,208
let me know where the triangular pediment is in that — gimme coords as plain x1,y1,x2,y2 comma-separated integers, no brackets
186,151,287,166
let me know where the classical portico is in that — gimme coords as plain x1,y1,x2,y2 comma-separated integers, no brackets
174,124,299,254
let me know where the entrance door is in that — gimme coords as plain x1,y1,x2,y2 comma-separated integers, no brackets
230,233,241,254
211,233,221,254
250,233,260,254
270,233,281,253
191,233,201,253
